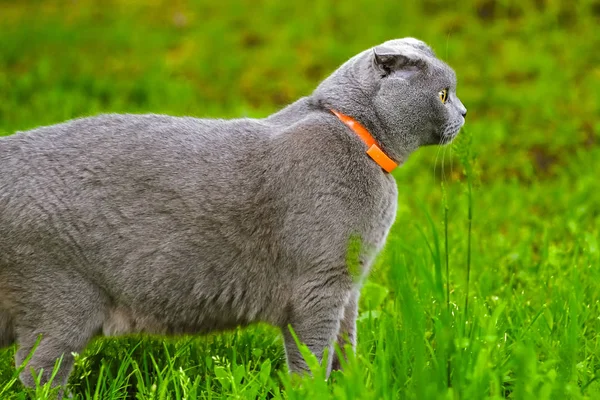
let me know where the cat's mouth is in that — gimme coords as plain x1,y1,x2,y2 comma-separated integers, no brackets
440,120,465,143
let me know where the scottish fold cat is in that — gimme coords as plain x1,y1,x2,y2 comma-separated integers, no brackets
0,37,466,393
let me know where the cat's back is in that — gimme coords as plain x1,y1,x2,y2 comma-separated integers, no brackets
0,113,266,163
0,113,271,198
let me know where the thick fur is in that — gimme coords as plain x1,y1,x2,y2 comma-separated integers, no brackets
0,38,466,391
0,311,14,348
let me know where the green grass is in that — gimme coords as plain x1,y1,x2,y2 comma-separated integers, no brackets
1,0,599,398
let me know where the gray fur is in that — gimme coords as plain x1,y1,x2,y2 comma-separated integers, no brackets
0,37,465,392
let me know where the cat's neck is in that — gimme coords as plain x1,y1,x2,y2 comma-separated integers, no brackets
265,95,404,165
312,95,403,164
264,96,319,126
266,96,382,138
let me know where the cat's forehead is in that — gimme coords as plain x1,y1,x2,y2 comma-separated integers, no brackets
381,37,436,58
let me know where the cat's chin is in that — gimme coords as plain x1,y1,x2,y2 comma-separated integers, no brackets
439,127,463,145
422,131,455,147
443,132,461,144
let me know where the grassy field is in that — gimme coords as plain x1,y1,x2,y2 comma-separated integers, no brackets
1,0,599,398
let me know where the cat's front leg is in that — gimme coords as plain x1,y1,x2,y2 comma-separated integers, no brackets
331,288,358,371
282,274,351,377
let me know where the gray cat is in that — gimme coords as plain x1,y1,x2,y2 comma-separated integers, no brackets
0,37,466,393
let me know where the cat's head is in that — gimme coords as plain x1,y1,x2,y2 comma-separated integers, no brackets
314,38,467,163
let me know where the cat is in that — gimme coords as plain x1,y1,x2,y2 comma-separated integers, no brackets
0,37,466,394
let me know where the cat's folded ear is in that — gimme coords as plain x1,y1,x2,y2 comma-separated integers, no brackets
372,45,426,79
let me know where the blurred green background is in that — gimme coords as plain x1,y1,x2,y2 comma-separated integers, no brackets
1,0,599,399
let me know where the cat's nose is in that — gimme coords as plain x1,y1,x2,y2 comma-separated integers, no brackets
461,109,467,119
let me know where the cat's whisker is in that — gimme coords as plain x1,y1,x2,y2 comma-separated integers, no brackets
441,136,448,184
433,147,441,180
444,133,455,183
449,134,455,182
433,133,445,181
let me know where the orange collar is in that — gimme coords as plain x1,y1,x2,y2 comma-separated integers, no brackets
330,110,398,173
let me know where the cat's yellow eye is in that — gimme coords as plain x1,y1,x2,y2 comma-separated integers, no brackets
439,89,448,104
